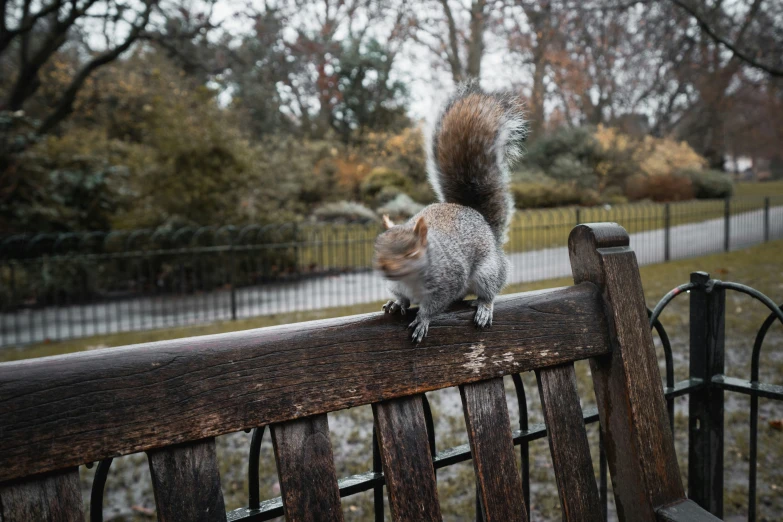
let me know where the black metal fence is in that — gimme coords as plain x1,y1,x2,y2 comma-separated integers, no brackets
84,272,782,521
2,196,782,347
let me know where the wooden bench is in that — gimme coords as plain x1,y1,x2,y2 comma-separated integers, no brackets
0,223,721,522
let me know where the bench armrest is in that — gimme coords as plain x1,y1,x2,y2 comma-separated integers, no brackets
657,500,722,521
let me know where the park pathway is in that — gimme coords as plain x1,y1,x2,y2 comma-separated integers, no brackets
3,206,782,346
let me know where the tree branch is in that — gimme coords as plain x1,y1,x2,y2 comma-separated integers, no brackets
669,0,782,77
5,0,100,110
0,0,64,56
0,0,6,31
438,0,463,81
465,0,486,79
37,0,157,134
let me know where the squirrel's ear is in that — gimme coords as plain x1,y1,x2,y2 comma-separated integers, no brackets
382,215,395,230
413,217,428,244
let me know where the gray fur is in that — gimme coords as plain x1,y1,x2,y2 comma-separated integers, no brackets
380,204,509,343
376,83,522,343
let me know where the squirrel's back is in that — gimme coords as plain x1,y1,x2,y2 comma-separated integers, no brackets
427,81,527,244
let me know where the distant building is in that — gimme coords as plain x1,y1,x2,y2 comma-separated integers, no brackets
726,156,772,181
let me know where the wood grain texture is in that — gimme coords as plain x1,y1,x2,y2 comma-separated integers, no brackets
0,468,83,522
373,396,442,521
147,438,226,522
569,223,685,522
536,364,601,522
656,499,722,522
271,414,343,522
0,284,608,483
459,378,527,522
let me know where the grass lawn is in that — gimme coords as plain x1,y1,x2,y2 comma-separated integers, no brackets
6,240,783,521
735,180,783,197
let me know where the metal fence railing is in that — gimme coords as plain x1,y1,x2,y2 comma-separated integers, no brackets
2,196,782,347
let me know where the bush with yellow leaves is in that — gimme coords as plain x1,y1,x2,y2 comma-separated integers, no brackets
594,125,712,201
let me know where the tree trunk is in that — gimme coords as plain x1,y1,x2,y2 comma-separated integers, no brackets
465,0,486,80
529,49,547,138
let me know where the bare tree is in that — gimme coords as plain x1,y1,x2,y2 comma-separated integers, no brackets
0,1,165,135
505,0,560,135
669,0,783,78
412,0,493,82
505,0,639,133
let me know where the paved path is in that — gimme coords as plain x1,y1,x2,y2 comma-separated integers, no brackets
3,206,782,346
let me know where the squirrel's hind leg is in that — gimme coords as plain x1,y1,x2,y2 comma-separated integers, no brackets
473,301,494,328
470,254,507,328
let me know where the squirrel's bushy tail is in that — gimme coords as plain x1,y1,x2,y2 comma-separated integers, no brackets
427,81,527,244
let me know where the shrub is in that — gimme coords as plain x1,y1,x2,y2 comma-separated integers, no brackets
523,126,602,189
2,127,131,233
375,185,404,206
594,125,642,191
313,201,378,224
625,173,694,202
594,125,710,200
511,166,550,184
410,181,437,204
361,127,427,184
525,126,600,170
511,182,600,209
637,136,705,179
377,194,425,220
360,167,413,205
548,156,597,189
601,185,628,205
681,169,733,199
522,125,708,204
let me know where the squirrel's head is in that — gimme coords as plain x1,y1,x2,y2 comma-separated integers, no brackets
373,215,428,280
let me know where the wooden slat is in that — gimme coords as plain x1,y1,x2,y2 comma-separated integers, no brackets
373,396,442,521
656,499,722,522
0,468,83,522
569,223,685,521
271,414,343,522
147,438,226,522
536,364,601,522
459,378,527,522
0,285,608,483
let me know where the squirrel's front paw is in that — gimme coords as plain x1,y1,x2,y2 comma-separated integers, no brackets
382,300,408,315
408,317,430,343
473,302,493,328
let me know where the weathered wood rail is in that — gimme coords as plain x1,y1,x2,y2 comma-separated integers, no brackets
0,223,722,521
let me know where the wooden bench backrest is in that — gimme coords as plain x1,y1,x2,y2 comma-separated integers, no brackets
0,224,709,521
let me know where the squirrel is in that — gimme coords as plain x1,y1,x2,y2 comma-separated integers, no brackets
373,81,527,343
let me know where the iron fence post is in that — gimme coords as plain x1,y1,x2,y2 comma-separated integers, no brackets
230,242,237,321
10,262,20,345
575,208,581,226
688,271,725,517
664,203,671,261
723,198,730,252
763,197,770,243
293,223,301,278
372,427,384,522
